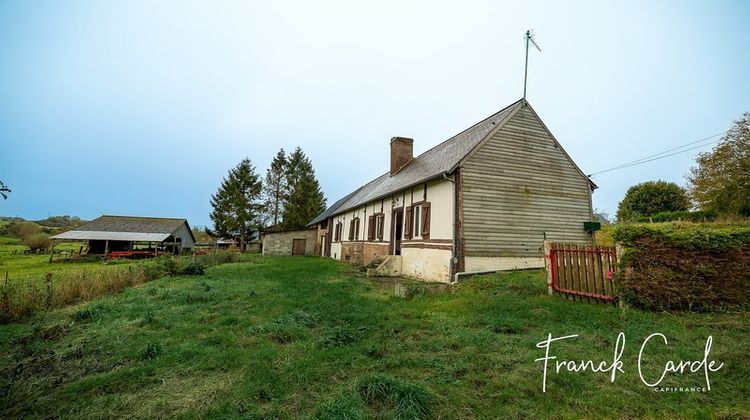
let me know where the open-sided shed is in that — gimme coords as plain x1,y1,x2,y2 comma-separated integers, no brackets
50,215,195,255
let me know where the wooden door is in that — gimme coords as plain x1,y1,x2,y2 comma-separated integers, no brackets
391,210,403,255
292,239,306,256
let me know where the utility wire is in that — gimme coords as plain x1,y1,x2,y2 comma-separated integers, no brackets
587,131,727,177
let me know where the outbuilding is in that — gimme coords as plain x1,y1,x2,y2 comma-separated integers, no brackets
50,215,196,255
262,228,317,256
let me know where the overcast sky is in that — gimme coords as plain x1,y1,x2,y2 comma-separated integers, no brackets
1,0,748,227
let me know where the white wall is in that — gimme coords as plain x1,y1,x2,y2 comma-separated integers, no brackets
329,177,455,248
464,256,545,272
401,247,452,282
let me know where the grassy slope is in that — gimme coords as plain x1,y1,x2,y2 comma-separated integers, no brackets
1,257,747,418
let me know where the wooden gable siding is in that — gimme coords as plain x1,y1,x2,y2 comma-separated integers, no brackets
461,108,592,257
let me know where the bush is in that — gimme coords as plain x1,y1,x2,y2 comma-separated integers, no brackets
195,251,240,266
23,233,51,251
616,181,690,222
613,223,750,311
180,262,205,276
8,221,42,239
158,257,180,276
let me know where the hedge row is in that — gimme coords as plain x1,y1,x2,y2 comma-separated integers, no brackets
634,210,718,224
612,223,750,311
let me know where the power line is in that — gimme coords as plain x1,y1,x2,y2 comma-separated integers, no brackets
587,131,727,177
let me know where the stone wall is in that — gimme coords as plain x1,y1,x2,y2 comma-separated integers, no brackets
341,242,390,265
262,229,317,256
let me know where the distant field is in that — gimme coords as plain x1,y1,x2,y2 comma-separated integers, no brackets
0,236,139,283
1,257,746,418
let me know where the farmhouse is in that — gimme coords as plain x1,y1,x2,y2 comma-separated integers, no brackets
308,99,597,282
50,215,195,255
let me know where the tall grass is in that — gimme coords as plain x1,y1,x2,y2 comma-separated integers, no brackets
0,251,241,324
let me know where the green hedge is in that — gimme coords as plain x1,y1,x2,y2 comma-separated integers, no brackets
634,210,718,224
613,223,750,311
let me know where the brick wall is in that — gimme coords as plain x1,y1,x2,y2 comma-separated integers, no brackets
262,229,317,256
341,242,390,265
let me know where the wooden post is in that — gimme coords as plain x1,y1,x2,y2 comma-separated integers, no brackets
49,240,56,263
173,236,177,255
105,240,109,256
615,243,628,309
543,240,553,295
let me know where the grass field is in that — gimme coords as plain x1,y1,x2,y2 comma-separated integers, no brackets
0,236,136,281
0,234,218,283
1,257,747,418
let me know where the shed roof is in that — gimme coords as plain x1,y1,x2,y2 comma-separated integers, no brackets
309,99,596,224
51,215,195,242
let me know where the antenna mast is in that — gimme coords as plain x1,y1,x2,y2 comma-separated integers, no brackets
523,29,541,105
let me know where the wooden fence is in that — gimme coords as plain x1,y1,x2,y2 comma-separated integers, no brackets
544,242,620,305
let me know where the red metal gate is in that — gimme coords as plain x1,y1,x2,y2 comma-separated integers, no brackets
547,243,618,303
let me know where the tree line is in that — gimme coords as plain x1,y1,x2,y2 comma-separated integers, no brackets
209,147,326,250
610,112,749,223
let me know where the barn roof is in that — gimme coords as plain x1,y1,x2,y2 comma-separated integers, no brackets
309,99,596,224
51,215,195,242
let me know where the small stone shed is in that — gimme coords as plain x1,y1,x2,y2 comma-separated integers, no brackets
262,228,317,256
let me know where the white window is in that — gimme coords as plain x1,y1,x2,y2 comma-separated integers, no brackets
413,204,422,238
375,215,383,240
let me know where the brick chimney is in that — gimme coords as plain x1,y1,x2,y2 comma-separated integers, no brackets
390,137,413,176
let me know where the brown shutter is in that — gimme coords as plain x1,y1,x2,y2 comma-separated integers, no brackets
355,218,360,240
368,215,375,241
421,202,431,239
404,206,413,240
348,220,354,241
377,215,384,240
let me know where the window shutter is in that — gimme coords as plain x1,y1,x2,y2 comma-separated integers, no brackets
368,216,375,241
421,202,431,239
377,215,384,240
404,206,413,240
348,220,355,241
355,218,360,240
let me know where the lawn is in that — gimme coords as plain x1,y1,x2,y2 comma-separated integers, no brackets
0,257,747,418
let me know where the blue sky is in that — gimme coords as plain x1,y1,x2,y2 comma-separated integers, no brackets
1,0,748,227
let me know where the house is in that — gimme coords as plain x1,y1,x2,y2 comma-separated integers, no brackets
50,215,196,255
308,99,597,282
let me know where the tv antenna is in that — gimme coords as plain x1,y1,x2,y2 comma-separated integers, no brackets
523,29,541,105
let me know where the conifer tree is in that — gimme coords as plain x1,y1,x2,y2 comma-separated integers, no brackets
263,149,288,227
210,158,263,250
283,147,326,229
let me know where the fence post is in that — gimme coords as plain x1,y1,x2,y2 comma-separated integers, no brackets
543,241,553,295
615,243,628,309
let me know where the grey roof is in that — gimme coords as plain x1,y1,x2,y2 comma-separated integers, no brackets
307,187,364,226
310,99,524,222
51,231,172,242
51,215,195,242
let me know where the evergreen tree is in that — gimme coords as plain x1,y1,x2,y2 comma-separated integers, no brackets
282,147,326,229
263,148,288,227
210,158,263,251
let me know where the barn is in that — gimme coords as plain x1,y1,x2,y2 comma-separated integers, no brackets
50,215,196,256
